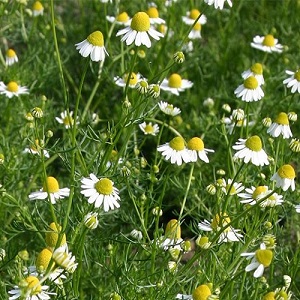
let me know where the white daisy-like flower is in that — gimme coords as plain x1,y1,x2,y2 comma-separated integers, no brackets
23,139,50,158
148,84,160,98
232,135,269,166
55,110,79,129
219,178,244,196
5,49,18,66
114,72,142,88
270,164,296,191
182,8,207,25
234,76,264,102
204,0,232,9
84,212,99,230
80,173,120,211
241,243,273,278
157,136,191,166
0,81,29,98
146,5,166,25
8,275,55,300
283,69,300,94
188,23,202,39
116,11,164,48
267,112,292,139
176,284,213,300
29,176,70,204
75,31,109,62
198,213,243,243
136,80,148,94
106,11,131,26
241,63,264,85
158,101,181,116
251,34,283,53
238,186,283,207
187,137,214,163
160,73,193,96
159,219,183,251
32,1,44,16
139,122,159,136
52,246,77,273
130,229,143,241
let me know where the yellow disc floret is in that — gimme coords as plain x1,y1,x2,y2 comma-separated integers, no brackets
168,73,182,88
165,219,181,239
25,276,42,295
7,81,19,92
116,12,129,22
245,135,263,151
43,176,60,193
124,72,138,86
6,49,16,58
189,9,201,20
45,222,66,248
250,63,263,75
275,112,289,125
187,137,204,151
243,76,259,89
294,70,300,81
169,136,185,151
147,7,159,18
94,178,113,195
252,186,268,199
144,124,154,134
33,1,43,11
193,23,201,31
262,292,275,300
87,31,104,47
255,249,273,267
36,248,53,272
192,284,212,300
277,164,295,179
263,34,275,47
211,213,231,231
131,12,150,32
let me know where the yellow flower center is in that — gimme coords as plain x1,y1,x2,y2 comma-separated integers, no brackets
124,72,138,85
211,213,231,231
45,222,67,248
6,49,16,58
189,9,201,20
36,248,53,272
255,249,273,267
277,291,288,300
245,135,263,151
158,24,167,34
144,124,154,133
63,115,74,126
187,137,204,151
7,81,19,92
193,23,201,31
165,219,181,239
252,186,268,199
168,73,182,88
262,34,275,47
33,1,43,11
198,236,209,247
169,136,185,151
25,276,42,295
116,12,129,22
87,31,104,47
294,70,300,81
131,12,150,32
250,63,263,75
275,112,289,125
192,284,212,300
277,164,295,179
226,183,236,195
243,76,259,89
94,178,113,195
43,176,59,193
147,7,159,18
262,292,275,300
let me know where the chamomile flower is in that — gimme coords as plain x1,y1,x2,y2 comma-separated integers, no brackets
75,31,108,62
0,81,29,98
8,276,55,300
23,139,50,158
219,178,244,196
45,222,67,249
5,49,18,66
176,284,214,300
234,76,264,102
157,136,191,166
139,122,159,136
52,246,77,273
136,79,148,94
29,176,70,204
159,219,183,250
241,243,273,278
114,72,142,88
267,112,292,139
238,186,283,207
251,34,283,53
55,110,79,129
32,1,44,16
148,84,160,98
232,135,269,166
290,138,300,152
146,5,165,25
187,137,214,163
182,9,207,25
116,11,164,48
84,212,99,230
204,0,232,10
241,63,264,85
160,73,193,96
283,69,300,94
270,164,296,191
198,213,243,243
158,101,181,116
80,174,120,211
106,12,131,26
188,23,202,39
